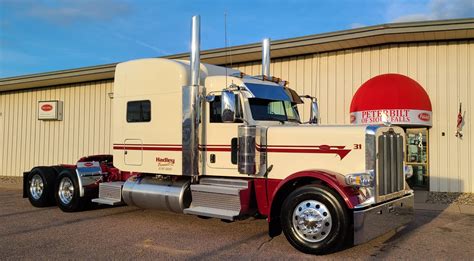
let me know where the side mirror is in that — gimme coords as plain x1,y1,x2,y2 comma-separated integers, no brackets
309,99,319,124
205,95,216,102
221,90,236,123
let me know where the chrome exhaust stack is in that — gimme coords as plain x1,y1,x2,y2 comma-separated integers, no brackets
262,38,271,78
190,15,201,86
182,15,202,181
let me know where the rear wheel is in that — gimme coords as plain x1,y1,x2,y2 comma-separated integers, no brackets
281,184,350,254
27,168,56,207
55,170,86,212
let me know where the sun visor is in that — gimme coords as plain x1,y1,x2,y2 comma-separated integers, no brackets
244,83,292,101
285,87,304,104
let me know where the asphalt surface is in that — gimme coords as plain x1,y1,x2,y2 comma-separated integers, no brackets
1,186,474,260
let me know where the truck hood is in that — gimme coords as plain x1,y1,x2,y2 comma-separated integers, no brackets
264,125,369,180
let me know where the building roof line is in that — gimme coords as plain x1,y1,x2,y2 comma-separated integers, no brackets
1,18,474,92
163,17,474,59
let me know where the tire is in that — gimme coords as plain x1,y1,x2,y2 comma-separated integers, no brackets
26,167,56,207
55,169,86,212
280,184,350,255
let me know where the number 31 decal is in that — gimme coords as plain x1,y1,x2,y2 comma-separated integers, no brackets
353,144,362,149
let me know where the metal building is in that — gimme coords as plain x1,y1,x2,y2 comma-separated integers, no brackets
1,18,474,192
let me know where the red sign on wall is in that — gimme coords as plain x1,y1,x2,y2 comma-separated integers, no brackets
41,104,53,112
38,101,63,120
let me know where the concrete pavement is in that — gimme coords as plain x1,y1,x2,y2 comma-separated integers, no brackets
1,181,474,259
414,190,474,215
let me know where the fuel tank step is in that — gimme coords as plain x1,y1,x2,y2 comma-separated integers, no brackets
183,206,240,220
91,198,124,206
183,178,252,221
91,181,124,206
198,178,249,188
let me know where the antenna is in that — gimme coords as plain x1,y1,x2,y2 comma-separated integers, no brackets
224,12,228,87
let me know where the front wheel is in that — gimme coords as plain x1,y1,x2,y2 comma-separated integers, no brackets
280,184,350,255
55,170,86,212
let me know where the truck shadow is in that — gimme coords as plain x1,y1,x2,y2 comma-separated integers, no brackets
187,231,269,260
360,177,464,258
0,208,141,238
0,207,52,218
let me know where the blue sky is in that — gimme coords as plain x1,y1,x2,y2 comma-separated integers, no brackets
1,0,473,78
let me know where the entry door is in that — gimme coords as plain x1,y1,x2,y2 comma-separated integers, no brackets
124,139,143,166
405,128,429,189
205,95,241,170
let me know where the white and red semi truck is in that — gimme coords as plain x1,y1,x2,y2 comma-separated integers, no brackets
23,16,413,254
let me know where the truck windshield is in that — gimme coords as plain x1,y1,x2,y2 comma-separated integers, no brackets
249,98,300,122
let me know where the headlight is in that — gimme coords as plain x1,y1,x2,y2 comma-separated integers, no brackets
345,172,374,187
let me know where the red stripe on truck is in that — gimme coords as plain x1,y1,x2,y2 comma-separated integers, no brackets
113,145,182,151
113,143,351,158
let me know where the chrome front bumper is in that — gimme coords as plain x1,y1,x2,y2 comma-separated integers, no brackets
353,192,414,245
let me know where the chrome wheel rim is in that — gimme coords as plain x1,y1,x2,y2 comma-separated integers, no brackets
58,177,74,205
292,200,332,243
29,174,44,200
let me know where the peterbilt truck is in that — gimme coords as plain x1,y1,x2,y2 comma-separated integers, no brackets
23,16,413,254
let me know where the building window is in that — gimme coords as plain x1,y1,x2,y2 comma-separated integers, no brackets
127,100,151,122
210,95,243,123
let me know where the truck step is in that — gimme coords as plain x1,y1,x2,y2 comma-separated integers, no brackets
190,184,242,195
198,177,249,188
184,178,253,220
91,181,124,206
91,198,124,206
183,206,240,221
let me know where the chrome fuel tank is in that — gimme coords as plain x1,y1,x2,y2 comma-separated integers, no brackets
122,176,191,213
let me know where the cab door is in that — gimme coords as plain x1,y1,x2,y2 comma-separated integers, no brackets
204,95,242,171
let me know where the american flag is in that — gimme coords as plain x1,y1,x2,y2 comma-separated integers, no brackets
457,103,463,129
456,103,463,137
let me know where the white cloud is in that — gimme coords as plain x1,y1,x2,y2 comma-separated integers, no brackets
391,0,474,22
0,48,40,68
3,0,131,24
112,32,172,56
350,23,366,29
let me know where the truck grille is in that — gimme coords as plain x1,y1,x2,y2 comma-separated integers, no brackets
378,129,404,195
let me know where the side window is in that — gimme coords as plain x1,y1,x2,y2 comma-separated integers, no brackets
127,100,151,122
210,95,243,123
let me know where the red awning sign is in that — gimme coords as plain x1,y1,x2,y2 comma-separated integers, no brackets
350,109,431,125
350,74,432,127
